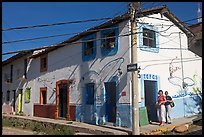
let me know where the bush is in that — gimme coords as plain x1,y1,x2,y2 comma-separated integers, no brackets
2,117,75,135
48,126,75,135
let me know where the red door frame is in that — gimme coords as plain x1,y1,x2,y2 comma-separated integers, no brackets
55,80,70,120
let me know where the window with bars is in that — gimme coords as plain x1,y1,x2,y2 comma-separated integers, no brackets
40,55,47,72
82,33,96,62
7,90,10,102
103,32,116,49
143,28,156,48
101,25,118,56
138,23,159,53
24,58,28,78
84,41,94,56
10,65,13,83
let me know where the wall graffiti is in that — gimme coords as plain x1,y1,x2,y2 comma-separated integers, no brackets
168,57,196,98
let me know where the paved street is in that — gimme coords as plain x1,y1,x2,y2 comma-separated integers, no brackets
2,127,35,135
2,127,45,135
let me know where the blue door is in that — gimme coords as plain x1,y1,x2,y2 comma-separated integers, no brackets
84,83,95,124
144,80,158,122
105,82,116,123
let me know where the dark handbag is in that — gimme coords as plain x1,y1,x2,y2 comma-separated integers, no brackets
170,101,175,107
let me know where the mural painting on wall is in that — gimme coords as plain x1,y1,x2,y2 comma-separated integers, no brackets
168,57,201,99
191,73,202,95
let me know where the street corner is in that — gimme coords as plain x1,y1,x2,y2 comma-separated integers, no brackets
174,124,190,133
166,125,176,131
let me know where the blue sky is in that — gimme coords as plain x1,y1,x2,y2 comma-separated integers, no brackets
2,2,202,61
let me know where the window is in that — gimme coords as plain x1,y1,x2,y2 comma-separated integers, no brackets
2,92,3,105
7,90,10,102
24,58,28,78
40,55,47,72
10,65,13,83
40,87,47,105
82,33,96,62
85,83,94,105
103,32,116,49
101,25,119,56
143,28,155,48
84,41,94,56
16,69,21,79
138,23,159,53
4,73,8,82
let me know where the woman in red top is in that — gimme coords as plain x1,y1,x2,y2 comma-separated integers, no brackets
156,90,166,126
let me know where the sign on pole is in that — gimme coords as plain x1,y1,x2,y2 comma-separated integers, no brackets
127,63,137,72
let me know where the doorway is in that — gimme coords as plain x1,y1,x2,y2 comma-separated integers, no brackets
104,82,116,123
13,90,16,112
144,80,158,122
84,83,95,124
18,89,22,113
59,84,68,118
56,80,70,120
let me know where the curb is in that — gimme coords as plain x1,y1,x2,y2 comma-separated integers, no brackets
3,114,128,135
140,120,195,135
140,125,176,135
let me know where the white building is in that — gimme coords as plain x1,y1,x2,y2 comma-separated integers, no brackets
2,6,202,128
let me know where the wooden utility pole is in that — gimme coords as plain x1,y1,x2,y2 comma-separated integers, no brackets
130,2,140,135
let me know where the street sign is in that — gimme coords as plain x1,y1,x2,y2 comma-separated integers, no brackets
127,63,137,72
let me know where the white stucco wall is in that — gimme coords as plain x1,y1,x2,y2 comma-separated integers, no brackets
136,13,202,97
22,19,132,115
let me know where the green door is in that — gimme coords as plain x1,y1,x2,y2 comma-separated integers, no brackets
18,90,22,113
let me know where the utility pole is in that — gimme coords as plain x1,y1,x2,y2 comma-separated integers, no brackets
129,2,140,135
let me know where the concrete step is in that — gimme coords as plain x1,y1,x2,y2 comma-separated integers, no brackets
75,132,95,135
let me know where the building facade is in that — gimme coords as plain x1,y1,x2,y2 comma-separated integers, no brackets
2,6,202,128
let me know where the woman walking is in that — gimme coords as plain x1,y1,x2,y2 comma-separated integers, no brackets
165,91,173,124
156,90,166,126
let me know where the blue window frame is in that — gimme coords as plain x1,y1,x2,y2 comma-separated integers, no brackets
100,25,119,56
82,33,96,62
138,23,159,53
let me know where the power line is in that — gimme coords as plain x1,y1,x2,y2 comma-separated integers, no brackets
0,23,178,45
2,25,130,44
2,14,200,55
2,17,112,31
2,15,200,45
2,29,191,56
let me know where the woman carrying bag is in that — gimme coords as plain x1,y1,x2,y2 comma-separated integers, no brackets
165,91,173,124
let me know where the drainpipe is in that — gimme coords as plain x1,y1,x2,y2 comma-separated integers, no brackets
179,32,185,90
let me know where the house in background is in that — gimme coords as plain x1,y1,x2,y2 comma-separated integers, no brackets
188,22,202,57
2,5,202,128
2,51,32,114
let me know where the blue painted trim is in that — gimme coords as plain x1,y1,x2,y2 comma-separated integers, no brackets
140,74,160,107
82,33,97,62
100,25,119,56
138,23,159,53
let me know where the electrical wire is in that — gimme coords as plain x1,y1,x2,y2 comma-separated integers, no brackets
2,25,129,44
2,15,200,45
2,29,190,56
2,17,112,31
